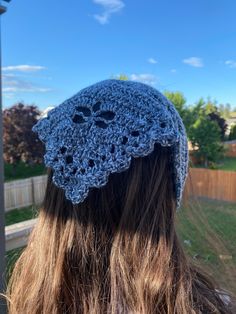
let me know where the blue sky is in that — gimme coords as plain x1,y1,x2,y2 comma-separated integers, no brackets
2,0,236,110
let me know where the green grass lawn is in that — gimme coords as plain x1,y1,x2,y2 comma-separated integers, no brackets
5,205,38,282
4,161,47,182
177,198,236,294
192,156,236,171
5,205,38,226
4,199,236,294
216,157,236,171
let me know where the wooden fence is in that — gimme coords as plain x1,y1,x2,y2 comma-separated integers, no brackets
4,175,47,212
224,140,236,158
185,168,236,203
3,168,236,251
4,168,236,212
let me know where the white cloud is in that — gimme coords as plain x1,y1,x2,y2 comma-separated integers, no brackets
2,75,51,93
183,57,204,68
3,86,51,93
171,69,177,73
148,57,157,64
3,93,15,99
93,0,125,24
94,14,110,24
40,106,55,118
225,60,236,68
2,73,17,77
130,73,157,85
2,65,46,72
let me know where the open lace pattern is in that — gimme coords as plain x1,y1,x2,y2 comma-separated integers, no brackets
32,79,189,208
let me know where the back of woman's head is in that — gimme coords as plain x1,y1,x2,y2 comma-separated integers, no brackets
6,144,234,314
5,80,235,313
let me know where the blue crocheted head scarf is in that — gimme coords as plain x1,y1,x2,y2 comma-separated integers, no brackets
32,79,189,209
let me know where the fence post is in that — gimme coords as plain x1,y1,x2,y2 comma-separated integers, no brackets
0,5,7,312
31,177,35,205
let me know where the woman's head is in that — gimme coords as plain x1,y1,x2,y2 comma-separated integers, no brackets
7,143,181,313
32,79,189,209
5,80,235,313
6,145,233,313
44,143,175,234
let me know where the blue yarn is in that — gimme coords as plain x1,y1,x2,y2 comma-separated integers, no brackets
32,79,189,208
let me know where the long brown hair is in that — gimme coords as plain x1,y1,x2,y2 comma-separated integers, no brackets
4,144,235,313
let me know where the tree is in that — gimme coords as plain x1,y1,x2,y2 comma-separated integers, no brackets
191,98,228,141
218,103,231,119
164,91,194,135
189,115,225,167
207,111,227,140
228,124,236,141
111,74,129,81
163,94,228,166
203,99,228,140
3,103,45,174
117,74,129,81
163,91,186,118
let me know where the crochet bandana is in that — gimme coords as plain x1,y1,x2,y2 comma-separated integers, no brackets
32,79,189,208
